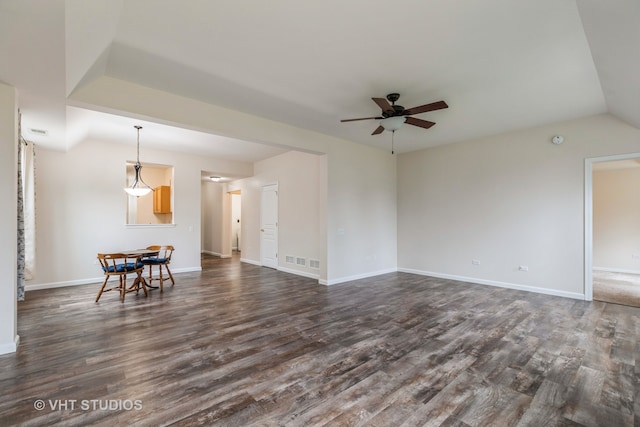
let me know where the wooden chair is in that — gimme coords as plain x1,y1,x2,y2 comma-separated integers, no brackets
141,245,175,291
96,253,147,302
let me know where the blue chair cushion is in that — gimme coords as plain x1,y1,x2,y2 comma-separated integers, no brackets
103,262,144,273
141,257,168,265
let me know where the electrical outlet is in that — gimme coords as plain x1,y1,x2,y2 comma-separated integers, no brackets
518,265,529,272
472,259,480,266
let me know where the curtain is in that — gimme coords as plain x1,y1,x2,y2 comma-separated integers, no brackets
17,136,25,301
17,122,36,302
23,141,36,279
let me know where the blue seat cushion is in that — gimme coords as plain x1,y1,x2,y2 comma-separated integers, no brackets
141,257,169,265
103,262,144,273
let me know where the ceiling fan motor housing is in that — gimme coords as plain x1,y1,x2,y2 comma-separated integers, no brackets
381,93,405,117
386,93,400,103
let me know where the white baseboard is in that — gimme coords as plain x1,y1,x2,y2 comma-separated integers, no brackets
201,250,231,258
278,266,319,280
0,335,19,355
239,259,320,280
319,268,398,286
25,264,584,301
26,277,104,291
398,268,584,300
173,267,203,274
593,266,640,275
25,267,202,292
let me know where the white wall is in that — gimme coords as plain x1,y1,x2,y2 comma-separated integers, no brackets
71,76,398,285
326,141,397,284
0,82,18,354
229,151,324,279
398,113,640,299
201,181,225,256
593,167,640,273
227,148,397,284
29,139,252,289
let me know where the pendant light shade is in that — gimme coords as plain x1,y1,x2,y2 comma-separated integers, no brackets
124,126,153,197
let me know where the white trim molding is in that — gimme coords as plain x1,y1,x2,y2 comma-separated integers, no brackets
240,258,261,266
585,152,640,302
278,266,319,280
319,268,398,286
201,250,231,258
593,266,640,275
0,335,20,355
26,277,104,291
399,268,584,300
125,223,177,229
25,267,202,292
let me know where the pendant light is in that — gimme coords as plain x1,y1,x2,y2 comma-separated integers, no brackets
124,125,153,197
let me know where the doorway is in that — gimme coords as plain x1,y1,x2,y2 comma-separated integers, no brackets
230,190,241,253
585,153,640,305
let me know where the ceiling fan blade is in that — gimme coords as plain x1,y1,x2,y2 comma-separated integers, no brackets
341,116,383,122
404,100,448,116
372,126,385,135
372,97,394,113
405,117,436,129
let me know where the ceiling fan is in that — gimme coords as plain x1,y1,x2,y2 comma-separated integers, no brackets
341,93,448,135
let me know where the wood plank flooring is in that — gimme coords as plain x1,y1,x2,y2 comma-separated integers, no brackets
1,254,639,426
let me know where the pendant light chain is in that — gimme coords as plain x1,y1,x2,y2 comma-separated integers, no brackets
135,125,142,164
391,130,395,155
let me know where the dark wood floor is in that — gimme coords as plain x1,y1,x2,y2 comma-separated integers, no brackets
1,254,638,426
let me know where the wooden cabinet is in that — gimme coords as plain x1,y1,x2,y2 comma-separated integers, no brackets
153,186,172,214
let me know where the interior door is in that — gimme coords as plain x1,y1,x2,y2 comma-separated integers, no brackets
261,184,278,269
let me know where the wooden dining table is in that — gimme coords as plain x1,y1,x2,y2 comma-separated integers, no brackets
122,249,160,290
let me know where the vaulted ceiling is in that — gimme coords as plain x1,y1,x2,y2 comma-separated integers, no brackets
1,0,638,159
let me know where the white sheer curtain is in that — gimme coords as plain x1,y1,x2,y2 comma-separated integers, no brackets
22,140,35,279
17,126,35,301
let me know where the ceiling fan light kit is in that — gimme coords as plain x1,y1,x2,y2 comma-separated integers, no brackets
341,93,448,152
381,116,405,132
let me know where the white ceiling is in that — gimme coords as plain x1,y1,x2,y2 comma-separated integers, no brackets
65,106,288,162
1,0,639,159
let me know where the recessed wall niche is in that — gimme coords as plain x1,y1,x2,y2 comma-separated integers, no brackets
126,162,174,225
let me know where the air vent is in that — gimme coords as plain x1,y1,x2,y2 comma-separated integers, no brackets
309,259,320,270
285,255,295,264
296,257,306,267
29,128,48,136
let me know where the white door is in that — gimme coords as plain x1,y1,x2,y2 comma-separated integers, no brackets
261,184,278,269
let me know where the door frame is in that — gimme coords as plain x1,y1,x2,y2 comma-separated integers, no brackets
584,152,640,301
260,183,279,268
